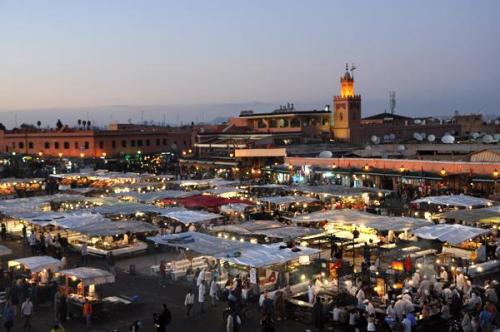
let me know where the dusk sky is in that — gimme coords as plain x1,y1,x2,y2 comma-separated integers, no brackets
0,0,499,127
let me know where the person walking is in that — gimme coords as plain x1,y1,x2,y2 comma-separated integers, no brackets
21,297,33,330
209,277,219,307
83,299,92,329
159,261,167,287
198,280,206,314
159,304,171,332
184,289,195,317
80,242,88,266
226,310,241,332
3,301,14,332
312,296,324,331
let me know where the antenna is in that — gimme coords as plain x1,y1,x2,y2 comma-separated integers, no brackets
389,91,396,114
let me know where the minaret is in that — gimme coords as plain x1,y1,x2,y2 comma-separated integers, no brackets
332,64,362,142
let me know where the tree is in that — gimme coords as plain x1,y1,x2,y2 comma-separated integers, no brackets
87,121,91,129
56,119,63,130
36,121,41,128
77,119,82,128
82,120,87,129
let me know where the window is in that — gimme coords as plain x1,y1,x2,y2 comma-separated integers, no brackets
64,142,70,149
146,139,150,146
339,112,343,121
352,113,356,121
74,142,79,149
137,140,143,147
84,142,89,149
162,138,167,145
99,141,104,149
131,140,136,147
183,140,187,146
19,142,24,149
28,142,34,149
5,146,8,152
257,120,266,128
278,119,289,128
111,141,116,148
269,119,277,128
54,142,59,149
44,142,50,149
122,140,127,148
12,142,15,148
322,117,329,126
291,118,301,128
156,138,160,146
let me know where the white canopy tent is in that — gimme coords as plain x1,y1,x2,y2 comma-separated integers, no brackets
57,267,115,285
162,210,221,225
411,195,493,208
9,256,62,273
258,196,318,205
115,190,200,203
287,209,431,231
412,224,490,245
220,203,252,214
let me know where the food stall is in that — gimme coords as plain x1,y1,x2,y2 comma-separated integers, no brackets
411,195,494,221
412,224,491,262
8,256,63,301
56,267,115,318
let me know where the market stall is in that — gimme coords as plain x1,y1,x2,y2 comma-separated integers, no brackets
437,206,500,226
413,224,490,261
56,267,115,318
8,256,63,301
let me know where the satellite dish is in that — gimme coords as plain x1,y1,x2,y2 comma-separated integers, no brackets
383,134,390,141
420,132,427,139
441,135,455,144
427,134,436,142
371,135,378,144
319,151,333,158
471,132,480,139
482,135,493,144
494,134,500,141
414,119,422,124
397,144,406,152
413,132,423,141
389,133,396,140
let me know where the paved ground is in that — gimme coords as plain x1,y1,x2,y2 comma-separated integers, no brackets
1,238,312,332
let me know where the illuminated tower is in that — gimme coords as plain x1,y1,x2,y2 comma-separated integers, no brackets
333,64,361,142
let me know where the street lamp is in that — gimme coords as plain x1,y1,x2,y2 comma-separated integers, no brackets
440,168,446,176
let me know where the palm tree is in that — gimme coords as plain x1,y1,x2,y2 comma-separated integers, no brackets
82,120,87,129
36,121,41,128
56,119,63,130
77,119,82,128
87,121,91,129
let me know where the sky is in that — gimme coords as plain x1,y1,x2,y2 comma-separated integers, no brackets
0,0,499,127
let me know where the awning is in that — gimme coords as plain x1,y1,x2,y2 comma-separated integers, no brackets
437,206,500,225
57,267,115,285
287,209,431,231
162,210,222,224
72,221,158,237
258,196,318,205
9,256,62,273
168,195,253,209
411,195,493,208
412,224,490,245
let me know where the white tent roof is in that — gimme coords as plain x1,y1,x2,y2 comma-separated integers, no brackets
412,224,490,245
0,245,12,257
224,242,320,268
57,267,115,285
162,210,221,224
411,195,493,208
148,232,319,268
115,190,200,203
212,221,322,240
288,209,431,231
438,206,500,225
220,203,252,214
9,256,62,273
258,196,318,205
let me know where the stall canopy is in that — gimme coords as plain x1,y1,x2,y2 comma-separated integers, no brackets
437,206,500,225
115,190,200,203
225,242,320,268
287,209,431,231
148,232,319,268
9,256,62,273
220,203,252,214
285,184,391,197
212,221,322,240
162,210,221,224
92,203,167,216
411,195,493,208
258,196,318,205
164,195,252,209
71,220,158,237
0,245,12,257
58,267,115,285
412,224,490,245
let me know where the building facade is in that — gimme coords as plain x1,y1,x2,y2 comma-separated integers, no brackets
0,124,192,158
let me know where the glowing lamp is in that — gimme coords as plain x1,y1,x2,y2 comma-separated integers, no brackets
440,168,446,176
299,256,310,265
493,169,498,178
400,165,405,173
